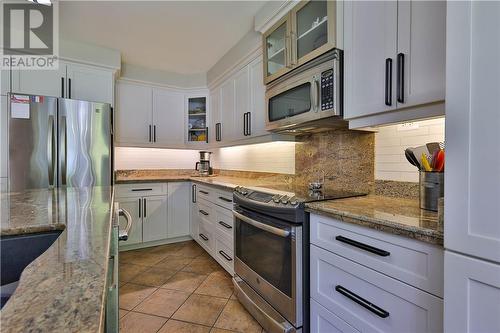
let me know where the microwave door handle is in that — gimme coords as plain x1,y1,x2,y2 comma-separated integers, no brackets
311,77,320,112
233,210,290,237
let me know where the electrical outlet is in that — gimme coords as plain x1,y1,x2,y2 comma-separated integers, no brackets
397,122,419,131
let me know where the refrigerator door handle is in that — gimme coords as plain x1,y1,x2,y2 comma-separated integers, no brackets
47,115,56,186
61,116,67,186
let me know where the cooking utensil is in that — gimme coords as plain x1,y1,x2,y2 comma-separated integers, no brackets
434,150,445,172
426,142,441,155
405,148,420,168
421,153,432,172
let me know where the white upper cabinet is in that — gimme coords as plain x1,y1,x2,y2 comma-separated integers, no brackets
115,81,153,145
210,88,221,144
66,63,114,104
344,0,446,125
233,66,250,140
344,1,397,119
12,61,115,104
249,57,267,137
12,65,67,98
220,79,235,142
152,88,185,145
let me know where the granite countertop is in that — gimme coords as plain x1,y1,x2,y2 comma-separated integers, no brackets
306,195,443,245
0,186,114,332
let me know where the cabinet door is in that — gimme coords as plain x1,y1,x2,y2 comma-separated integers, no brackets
397,0,446,109
115,81,152,145
209,88,221,144
249,57,267,137
292,0,336,67
445,1,500,263
117,197,142,246
233,66,250,140
263,15,291,84
167,182,191,238
344,1,397,119
143,195,168,242
190,184,199,239
66,63,114,104
444,251,500,333
0,95,7,179
220,79,235,142
11,66,67,98
152,88,185,145
1,70,10,95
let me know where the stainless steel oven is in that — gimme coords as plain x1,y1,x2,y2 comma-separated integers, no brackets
232,188,308,333
265,49,344,134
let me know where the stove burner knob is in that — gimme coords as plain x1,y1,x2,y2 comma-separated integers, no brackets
280,196,289,204
290,197,298,205
273,195,281,203
235,186,241,193
240,188,248,195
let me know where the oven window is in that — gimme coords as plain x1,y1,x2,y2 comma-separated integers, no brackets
235,217,292,297
268,82,311,122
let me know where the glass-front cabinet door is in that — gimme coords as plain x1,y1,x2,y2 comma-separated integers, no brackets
263,15,291,84
187,96,208,143
292,0,336,66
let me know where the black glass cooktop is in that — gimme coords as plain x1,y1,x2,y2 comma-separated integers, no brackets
254,184,367,203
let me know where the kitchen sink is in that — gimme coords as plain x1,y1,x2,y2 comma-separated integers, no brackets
0,231,62,308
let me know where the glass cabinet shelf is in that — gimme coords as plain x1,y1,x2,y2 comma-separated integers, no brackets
187,96,208,142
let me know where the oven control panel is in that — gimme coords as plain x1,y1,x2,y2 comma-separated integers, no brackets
320,69,334,111
234,187,299,207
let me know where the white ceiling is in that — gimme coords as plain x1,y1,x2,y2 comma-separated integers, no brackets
59,1,265,74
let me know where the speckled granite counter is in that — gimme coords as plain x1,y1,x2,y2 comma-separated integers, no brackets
0,186,114,332
305,195,443,245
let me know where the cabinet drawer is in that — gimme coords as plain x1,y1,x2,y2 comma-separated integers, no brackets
196,184,212,201
310,214,443,297
115,183,166,198
214,235,234,275
198,223,215,254
311,299,360,333
214,206,234,241
196,198,214,226
214,189,234,210
311,245,443,333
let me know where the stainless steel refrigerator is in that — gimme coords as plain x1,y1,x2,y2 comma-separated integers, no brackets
8,94,112,191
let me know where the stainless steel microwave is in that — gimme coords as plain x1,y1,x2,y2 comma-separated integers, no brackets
265,49,346,134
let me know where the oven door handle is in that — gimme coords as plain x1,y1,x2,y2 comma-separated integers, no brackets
233,210,290,238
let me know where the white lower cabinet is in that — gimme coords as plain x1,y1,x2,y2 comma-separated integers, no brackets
116,182,190,250
310,214,443,333
190,182,234,275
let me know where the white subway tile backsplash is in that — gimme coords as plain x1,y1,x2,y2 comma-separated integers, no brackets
114,147,200,170
375,118,445,182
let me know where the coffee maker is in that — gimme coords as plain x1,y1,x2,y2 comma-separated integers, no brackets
195,151,213,176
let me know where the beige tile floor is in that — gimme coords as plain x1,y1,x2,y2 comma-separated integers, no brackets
119,240,264,333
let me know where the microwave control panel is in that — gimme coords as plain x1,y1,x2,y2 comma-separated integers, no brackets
320,69,334,111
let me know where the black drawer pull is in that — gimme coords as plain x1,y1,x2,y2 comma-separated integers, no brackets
218,221,232,229
397,53,405,103
199,190,209,195
218,196,232,203
219,250,233,262
199,233,209,241
199,210,209,216
131,188,153,192
335,236,390,257
335,285,389,319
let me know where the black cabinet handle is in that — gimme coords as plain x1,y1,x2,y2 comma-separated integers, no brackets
153,125,156,142
149,125,152,142
335,236,390,257
138,198,142,218
199,233,209,241
243,113,247,136
131,188,153,192
335,285,389,318
199,209,209,216
246,112,251,136
219,250,232,261
218,196,232,203
68,78,72,99
143,198,147,218
199,190,209,195
385,58,392,106
61,77,65,98
397,53,405,103
205,126,209,143
218,221,232,229
216,123,221,141
192,184,197,203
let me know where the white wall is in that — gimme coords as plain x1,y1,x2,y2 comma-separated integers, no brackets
375,118,445,182
114,141,296,174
